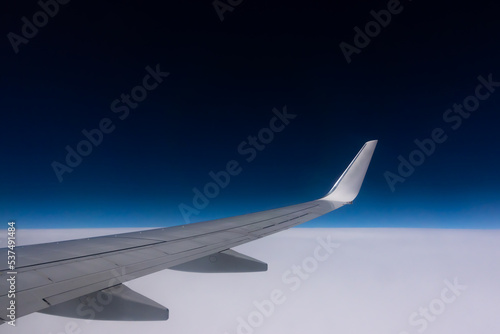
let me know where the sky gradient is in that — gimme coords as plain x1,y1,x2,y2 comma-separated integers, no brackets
1,0,499,229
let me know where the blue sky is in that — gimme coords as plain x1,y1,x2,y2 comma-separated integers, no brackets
1,0,499,229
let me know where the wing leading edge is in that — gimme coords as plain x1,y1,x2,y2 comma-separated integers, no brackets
0,140,377,323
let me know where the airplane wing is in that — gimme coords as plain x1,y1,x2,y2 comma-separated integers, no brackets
0,140,377,323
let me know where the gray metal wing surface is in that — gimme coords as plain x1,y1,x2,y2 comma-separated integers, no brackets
0,140,377,323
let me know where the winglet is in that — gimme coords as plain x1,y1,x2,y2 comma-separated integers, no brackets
322,140,377,203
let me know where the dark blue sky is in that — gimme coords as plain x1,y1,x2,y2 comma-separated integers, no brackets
1,0,499,229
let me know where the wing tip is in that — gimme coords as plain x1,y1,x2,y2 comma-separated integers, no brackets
322,139,377,203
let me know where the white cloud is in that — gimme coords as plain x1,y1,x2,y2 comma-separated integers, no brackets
3,228,500,334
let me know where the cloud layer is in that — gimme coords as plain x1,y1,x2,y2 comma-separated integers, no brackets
3,228,499,334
